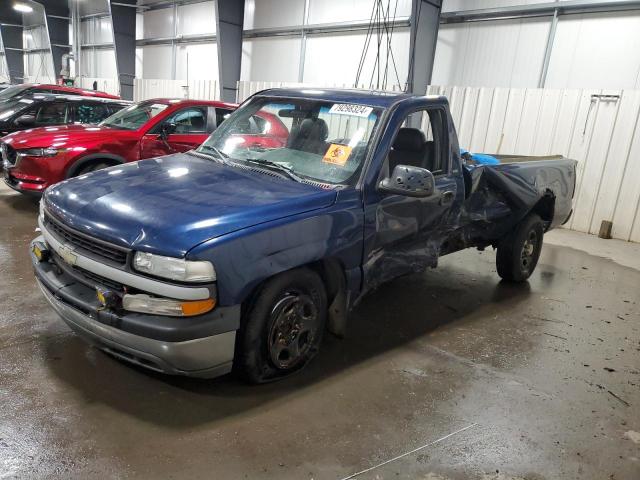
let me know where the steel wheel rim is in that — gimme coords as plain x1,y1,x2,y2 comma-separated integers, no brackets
521,229,538,273
268,292,318,370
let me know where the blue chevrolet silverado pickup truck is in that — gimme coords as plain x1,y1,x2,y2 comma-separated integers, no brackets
31,88,576,383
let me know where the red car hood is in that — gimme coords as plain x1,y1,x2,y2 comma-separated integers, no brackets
1,124,128,149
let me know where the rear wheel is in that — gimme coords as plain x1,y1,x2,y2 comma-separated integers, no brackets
235,268,327,383
496,213,544,282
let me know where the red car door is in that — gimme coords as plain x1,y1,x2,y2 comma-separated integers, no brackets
139,106,210,159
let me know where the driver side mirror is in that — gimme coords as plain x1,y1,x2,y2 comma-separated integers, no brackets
379,164,435,197
15,114,36,127
159,122,177,139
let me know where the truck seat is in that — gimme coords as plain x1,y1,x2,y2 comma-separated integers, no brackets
389,128,427,171
287,118,329,155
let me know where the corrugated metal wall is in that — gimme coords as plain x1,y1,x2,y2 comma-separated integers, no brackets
425,85,640,242
433,9,640,90
237,81,640,243
132,79,219,101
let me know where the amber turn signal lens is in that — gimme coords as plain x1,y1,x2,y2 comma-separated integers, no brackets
181,298,216,316
32,241,49,262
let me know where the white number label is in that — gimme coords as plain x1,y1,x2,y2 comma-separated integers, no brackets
328,104,373,118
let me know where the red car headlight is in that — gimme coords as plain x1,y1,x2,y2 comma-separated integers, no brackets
17,148,59,158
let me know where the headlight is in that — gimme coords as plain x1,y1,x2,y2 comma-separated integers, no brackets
133,251,216,282
18,147,59,157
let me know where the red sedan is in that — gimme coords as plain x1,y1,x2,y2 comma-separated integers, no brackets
2,98,289,195
0,83,120,101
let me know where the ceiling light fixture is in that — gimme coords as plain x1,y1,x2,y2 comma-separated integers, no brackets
13,3,34,13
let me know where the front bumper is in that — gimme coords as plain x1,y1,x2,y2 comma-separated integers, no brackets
32,236,240,378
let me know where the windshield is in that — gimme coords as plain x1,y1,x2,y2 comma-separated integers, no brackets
0,84,31,101
197,97,382,185
100,101,168,130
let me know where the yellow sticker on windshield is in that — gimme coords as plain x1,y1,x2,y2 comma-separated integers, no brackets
323,144,352,166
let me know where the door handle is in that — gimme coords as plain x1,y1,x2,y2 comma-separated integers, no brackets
440,191,455,206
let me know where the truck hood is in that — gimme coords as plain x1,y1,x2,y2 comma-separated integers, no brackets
2,124,127,148
44,153,337,257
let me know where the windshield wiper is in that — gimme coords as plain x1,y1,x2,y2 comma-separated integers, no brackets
240,158,304,182
197,144,229,163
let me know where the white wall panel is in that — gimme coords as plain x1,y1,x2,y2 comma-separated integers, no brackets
81,49,117,78
432,18,549,88
136,13,144,40
134,78,219,101
545,11,640,89
81,17,113,44
78,77,120,96
136,47,143,78
241,37,301,82
178,1,216,36
176,43,218,80
244,0,305,29
592,91,640,237
141,45,173,78
308,0,411,24
570,90,621,233
302,28,410,87
442,0,549,12
612,109,640,241
143,8,174,38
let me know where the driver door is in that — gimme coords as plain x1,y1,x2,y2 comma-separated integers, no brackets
139,106,209,159
363,106,460,290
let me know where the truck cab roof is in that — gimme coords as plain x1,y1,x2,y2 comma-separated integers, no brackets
254,87,447,109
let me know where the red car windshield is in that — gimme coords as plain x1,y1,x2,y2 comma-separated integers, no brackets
100,101,168,130
0,85,32,100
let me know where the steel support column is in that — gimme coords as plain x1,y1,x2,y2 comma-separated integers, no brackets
407,0,442,96
215,0,244,102
109,0,137,100
0,9,24,83
43,0,69,80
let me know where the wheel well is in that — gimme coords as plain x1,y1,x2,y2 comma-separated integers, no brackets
66,155,125,178
531,191,555,227
307,258,346,305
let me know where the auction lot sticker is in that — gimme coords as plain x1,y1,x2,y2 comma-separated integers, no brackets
328,103,373,117
323,144,353,166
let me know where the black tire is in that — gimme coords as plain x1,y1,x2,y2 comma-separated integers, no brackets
76,161,113,176
235,268,327,383
496,213,544,282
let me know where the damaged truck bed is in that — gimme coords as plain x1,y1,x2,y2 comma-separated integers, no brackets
32,88,576,382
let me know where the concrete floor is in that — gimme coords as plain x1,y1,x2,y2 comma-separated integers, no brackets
0,181,638,480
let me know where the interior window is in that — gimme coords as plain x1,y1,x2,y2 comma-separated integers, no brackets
34,103,68,125
75,103,110,124
230,116,267,135
216,108,234,128
386,108,447,176
166,107,207,134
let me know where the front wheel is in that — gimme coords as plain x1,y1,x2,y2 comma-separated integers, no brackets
235,268,327,383
496,213,544,282
76,161,113,176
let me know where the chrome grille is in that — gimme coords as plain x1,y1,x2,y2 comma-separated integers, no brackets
44,212,129,266
1,143,17,166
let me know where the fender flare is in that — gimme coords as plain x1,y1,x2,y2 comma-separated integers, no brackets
65,153,127,178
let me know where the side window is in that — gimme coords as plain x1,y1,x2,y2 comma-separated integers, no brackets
34,103,68,125
386,108,448,176
166,107,207,134
216,108,234,128
74,103,110,124
226,114,266,135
